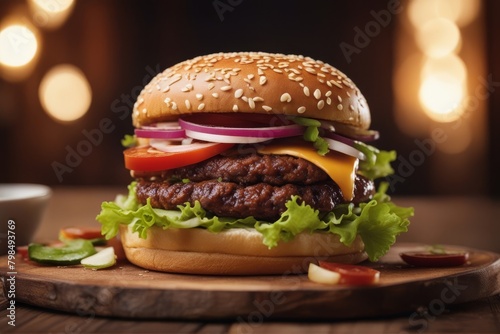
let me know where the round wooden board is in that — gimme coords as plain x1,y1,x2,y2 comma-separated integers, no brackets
1,243,499,320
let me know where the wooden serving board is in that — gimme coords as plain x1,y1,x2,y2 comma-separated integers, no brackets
1,243,499,320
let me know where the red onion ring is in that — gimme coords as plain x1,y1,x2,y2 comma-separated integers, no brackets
179,118,304,138
135,122,185,139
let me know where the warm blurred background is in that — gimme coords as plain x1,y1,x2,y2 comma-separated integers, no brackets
0,0,499,198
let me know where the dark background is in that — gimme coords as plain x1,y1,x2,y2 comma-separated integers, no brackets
0,0,499,197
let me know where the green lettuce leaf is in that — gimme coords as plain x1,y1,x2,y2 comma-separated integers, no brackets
354,141,396,179
323,182,413,261
121,134,138,148
96,182,413,262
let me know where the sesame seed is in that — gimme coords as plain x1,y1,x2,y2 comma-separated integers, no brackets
317,100,325,110
181,87,190,92
294,76,303,82
338,96,343,103
198,103,205,111
273,68,283,73
247,74,255,80
326,81,332,88
171,102,178,110
186,83,193,90
220,85,232,91
262,105,272,112
196,93,204,100
259,76,267,85
235,89,244,98
346,91,351,97
325,91,332,97
208,83,215,90
142,108,147,114
327,97,332,105
161,85,170,93
212,93,219,98
253,97,264,102
305,67,316,74
257,68,264,75
248,98,256,109
233,104,239,112
303,87,310,97
313,89,321,100
349,104,355,111
342,80,353,88
332,81,343,89
242,96,248,102
280,93,292,103
168,75,182,86
185,100,191,110
337,104,343,111
164,97,171,104
297,106,306,113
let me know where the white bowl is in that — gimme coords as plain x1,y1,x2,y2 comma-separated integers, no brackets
0,184,52,255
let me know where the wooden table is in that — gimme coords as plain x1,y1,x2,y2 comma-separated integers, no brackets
1,187,500,333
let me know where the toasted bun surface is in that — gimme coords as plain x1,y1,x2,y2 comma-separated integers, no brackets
132,52,370,129
120,225,367,275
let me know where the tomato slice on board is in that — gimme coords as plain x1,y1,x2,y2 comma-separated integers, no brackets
59,227,103,240
400,252,469,267
124,143,234,171
318,261,380,285
17,245,29,260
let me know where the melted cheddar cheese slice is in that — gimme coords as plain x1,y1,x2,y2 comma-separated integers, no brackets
258,141,358,201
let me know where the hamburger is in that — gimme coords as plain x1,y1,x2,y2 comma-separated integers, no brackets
97,52,413,275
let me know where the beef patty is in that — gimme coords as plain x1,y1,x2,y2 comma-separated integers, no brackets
134,154,375,221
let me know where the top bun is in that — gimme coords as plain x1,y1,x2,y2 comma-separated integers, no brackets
132,52,370,129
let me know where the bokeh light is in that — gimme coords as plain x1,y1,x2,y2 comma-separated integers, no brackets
421,54,467,83
416,18,460,58
408,0,481,28
0,24,38,67
39,64,92,122
419,73,465,122
29,0,75,29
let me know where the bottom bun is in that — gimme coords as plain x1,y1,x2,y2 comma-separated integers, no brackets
119,225,367,275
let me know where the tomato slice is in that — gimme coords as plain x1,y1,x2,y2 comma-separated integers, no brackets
17,245,29,260
400,252,469,267
59,227,103,240
124,143,233,171
318,261,380,285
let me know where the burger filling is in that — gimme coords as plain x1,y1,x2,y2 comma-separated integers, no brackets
97,115,414,262
133,153,375,221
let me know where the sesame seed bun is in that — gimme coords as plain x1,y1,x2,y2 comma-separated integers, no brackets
120,225,368,275
132,52,370,129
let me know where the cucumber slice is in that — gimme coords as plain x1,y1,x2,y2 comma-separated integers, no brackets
29,239,96,265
